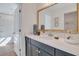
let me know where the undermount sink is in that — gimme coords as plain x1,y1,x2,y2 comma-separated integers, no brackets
39,34,50,39
64,38,79,45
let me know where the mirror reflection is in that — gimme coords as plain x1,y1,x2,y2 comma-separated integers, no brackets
38,3,77,33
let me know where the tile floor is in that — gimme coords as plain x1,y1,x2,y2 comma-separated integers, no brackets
0,38,17,56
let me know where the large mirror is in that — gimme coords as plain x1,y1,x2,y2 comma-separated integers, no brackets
37,3,78,33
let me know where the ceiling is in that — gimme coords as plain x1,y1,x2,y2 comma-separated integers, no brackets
0,3,17,14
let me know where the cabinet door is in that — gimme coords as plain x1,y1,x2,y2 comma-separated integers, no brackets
31,39,54,56
26,38,31,56
38,49,51,56
55,49,74,56
31,44,52,56
31,45,39,56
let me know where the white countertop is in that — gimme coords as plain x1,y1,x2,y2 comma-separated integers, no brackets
26,34,79,56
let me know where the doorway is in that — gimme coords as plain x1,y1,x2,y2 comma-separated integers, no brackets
0,3,20,56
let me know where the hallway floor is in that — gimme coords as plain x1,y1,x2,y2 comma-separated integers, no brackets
0,37,17,56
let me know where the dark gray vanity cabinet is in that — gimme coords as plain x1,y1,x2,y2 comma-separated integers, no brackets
25,36,75,56
31,45,51,56
38,48,51,56
31,45,39,56
25,37,31,56
30,39,54,56
25,36,54,56
25,37,39,56
55,49,74,56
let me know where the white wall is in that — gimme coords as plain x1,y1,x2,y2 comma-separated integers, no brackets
21,3,37,56
36,3,54,10
21,4,37,34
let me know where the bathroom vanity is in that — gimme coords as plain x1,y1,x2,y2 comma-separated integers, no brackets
25,34,79,56
25,3,79,56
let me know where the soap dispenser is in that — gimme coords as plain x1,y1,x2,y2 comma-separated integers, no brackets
41,25,45,33
33,24,38,35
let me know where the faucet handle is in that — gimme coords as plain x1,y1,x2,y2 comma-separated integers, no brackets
67,36,71,39
54,36,59,40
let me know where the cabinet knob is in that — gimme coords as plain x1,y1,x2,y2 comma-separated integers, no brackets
36,50,40,53
38,51,40,53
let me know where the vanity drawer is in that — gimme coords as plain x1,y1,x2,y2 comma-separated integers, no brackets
30,39,54,55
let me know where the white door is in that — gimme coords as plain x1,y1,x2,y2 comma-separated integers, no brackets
13,4,22,56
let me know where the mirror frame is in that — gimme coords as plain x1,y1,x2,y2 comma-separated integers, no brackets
37,3,79,33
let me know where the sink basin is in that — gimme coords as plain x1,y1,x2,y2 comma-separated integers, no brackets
64,38,79,45
39,34,50,39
